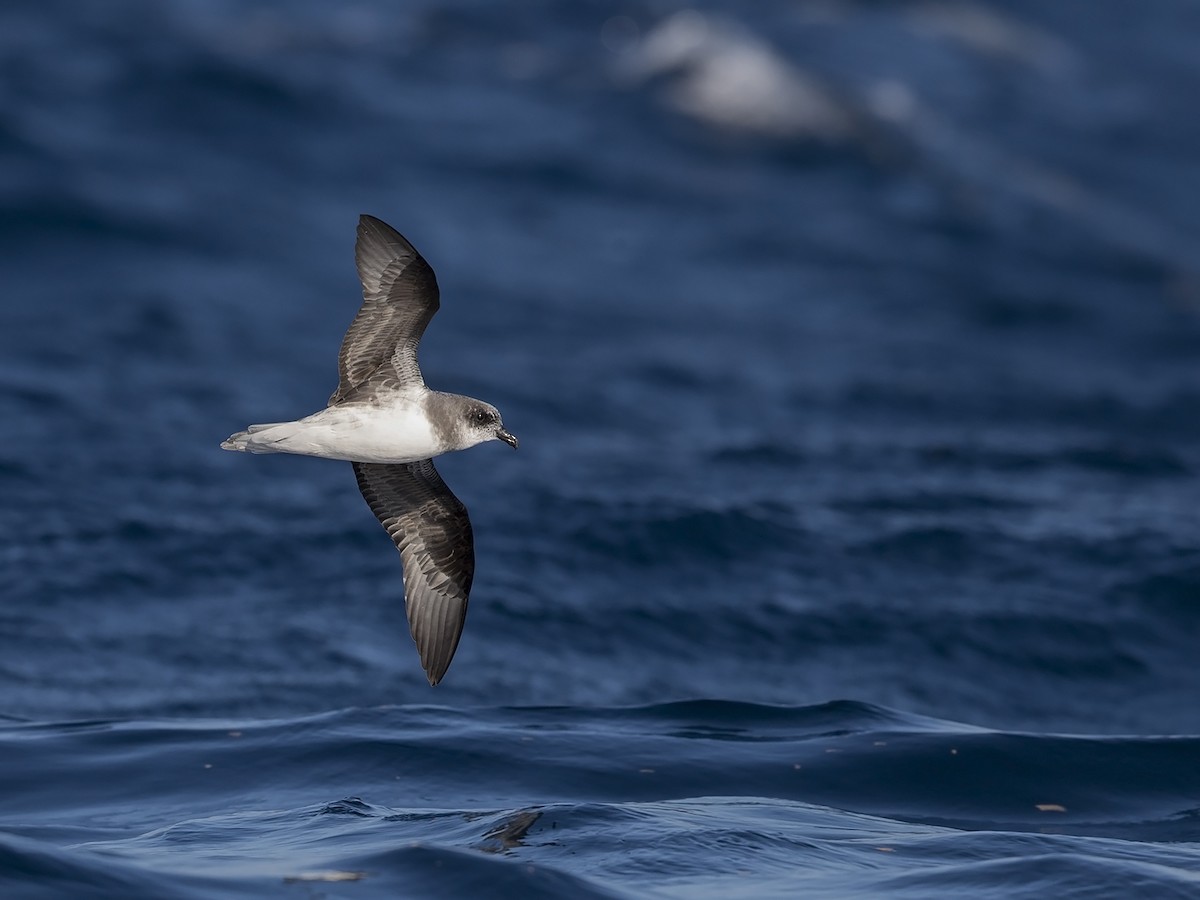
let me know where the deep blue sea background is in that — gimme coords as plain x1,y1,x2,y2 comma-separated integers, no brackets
3,1,1200,896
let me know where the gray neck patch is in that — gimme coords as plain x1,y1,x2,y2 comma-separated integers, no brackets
424,391,474,451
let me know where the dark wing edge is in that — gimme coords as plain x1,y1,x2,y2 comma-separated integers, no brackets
352,460,475,685
329,215,441,406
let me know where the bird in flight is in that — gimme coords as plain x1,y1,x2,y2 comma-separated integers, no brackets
222,215,518,684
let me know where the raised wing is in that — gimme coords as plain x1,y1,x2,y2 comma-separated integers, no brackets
352,459,474,685
330,215,440,406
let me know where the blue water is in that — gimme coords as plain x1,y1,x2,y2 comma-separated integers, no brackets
2,0,1200,896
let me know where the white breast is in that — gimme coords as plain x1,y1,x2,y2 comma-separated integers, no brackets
268,399,443,464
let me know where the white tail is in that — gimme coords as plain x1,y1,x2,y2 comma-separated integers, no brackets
220,422,290,453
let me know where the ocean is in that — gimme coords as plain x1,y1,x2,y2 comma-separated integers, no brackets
2,0,1199,896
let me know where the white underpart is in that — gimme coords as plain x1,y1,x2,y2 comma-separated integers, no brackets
234,397,441,465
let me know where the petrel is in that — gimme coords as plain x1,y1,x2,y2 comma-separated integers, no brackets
221,215,518,685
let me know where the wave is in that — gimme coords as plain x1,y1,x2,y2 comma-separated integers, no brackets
1,702,1197,898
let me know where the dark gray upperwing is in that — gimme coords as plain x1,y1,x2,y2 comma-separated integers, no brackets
330,215,440,406
352,459,474,685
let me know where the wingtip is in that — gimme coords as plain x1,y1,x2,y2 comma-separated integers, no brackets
355,214,421,262
423,656,452,686
356,214,382,242
420,641,460,685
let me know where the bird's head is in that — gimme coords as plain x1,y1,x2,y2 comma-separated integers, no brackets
462,402,518,450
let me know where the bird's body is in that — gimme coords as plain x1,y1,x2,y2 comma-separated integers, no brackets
224,393,437,465
221,215,517,685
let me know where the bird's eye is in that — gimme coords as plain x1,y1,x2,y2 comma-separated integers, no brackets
471,409,490,425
